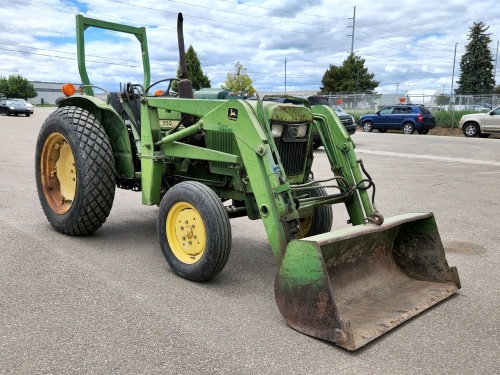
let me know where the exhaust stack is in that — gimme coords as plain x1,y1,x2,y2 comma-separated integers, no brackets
177,13,194,99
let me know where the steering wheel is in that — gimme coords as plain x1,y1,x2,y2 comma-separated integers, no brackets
146,78,179,97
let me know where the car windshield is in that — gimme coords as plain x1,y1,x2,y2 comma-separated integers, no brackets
8,99,29,106
308,96,330,106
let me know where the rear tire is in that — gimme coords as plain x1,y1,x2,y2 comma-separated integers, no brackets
402,123,414,134
35,106,116,235
157,181,231,281
362,121,373,132
297,181,333,237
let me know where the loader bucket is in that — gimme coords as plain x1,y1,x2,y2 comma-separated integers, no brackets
275,212,460,351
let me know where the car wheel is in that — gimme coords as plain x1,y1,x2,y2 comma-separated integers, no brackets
417,129,429,134
402,123,414,134
6,109,10,116
26,113,31,117
362,121,373,132
157,181,231,282
463,123,479,137
378,129,387,133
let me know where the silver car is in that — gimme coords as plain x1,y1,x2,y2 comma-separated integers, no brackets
459,106,500,137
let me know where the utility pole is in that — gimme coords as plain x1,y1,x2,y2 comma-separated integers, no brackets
494,41,499,88
347,6,356,55
451,43,458,128
450,43,458,97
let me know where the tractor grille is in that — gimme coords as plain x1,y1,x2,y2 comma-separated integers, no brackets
274,137,308,177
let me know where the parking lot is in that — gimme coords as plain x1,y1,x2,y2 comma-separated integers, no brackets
1,107,499,374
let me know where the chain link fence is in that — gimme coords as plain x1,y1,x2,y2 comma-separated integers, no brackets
259,90,500,112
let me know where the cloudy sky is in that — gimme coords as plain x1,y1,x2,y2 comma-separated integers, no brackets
1,0,499,94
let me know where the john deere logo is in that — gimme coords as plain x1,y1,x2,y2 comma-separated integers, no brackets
288,126,298,137
228,108,238,121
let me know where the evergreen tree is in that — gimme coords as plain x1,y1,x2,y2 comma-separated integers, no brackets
455,22,495,94
172,45,211,91
320,53,379,93
222,62,255,96
0,75,37,99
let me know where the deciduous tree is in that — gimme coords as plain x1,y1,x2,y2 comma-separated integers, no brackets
0,75,37,99
320,53,379,93
222,62,255,96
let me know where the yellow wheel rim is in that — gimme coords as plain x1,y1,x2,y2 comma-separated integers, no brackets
166,202,206,264
40,132,77,214
296,216,313,239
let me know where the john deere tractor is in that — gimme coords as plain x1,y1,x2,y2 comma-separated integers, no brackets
35,14,460,351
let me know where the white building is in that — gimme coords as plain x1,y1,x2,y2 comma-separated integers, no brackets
29,81,81,105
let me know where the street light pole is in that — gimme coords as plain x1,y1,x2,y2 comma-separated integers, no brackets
451,42,458,128
285,58,287,93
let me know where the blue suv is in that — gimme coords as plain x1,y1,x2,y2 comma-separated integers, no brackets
360,105,435,134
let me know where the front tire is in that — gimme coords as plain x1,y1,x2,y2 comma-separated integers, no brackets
362,121,373,132
157,181,231,281
463,123,479,137
297,181,333,237
35,106,116,235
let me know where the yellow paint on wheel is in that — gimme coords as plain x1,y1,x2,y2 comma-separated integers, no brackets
166,202,206,264
296,215,312,239
40,132,77,214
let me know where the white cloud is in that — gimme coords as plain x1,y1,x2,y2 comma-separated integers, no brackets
1,0,499,93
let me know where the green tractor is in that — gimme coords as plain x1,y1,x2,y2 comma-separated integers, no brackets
35,14,460,351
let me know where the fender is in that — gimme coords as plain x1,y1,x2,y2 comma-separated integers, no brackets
57,95,136,180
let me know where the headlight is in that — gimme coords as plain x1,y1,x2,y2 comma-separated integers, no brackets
271,124,283,138
295,124,307,137
286,124,308,138
9,106,15,110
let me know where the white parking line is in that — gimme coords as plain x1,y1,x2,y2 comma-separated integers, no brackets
355,149,500,167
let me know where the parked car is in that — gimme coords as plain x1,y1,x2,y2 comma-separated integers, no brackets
0,99,31,116
469,104,490,112
459,106,500,137
359,104,435,134
306,95,357,136
10,99,35,114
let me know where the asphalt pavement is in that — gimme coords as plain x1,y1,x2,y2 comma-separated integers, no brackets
1,107,499,374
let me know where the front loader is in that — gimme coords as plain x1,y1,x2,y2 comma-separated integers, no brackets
35,13,460,351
